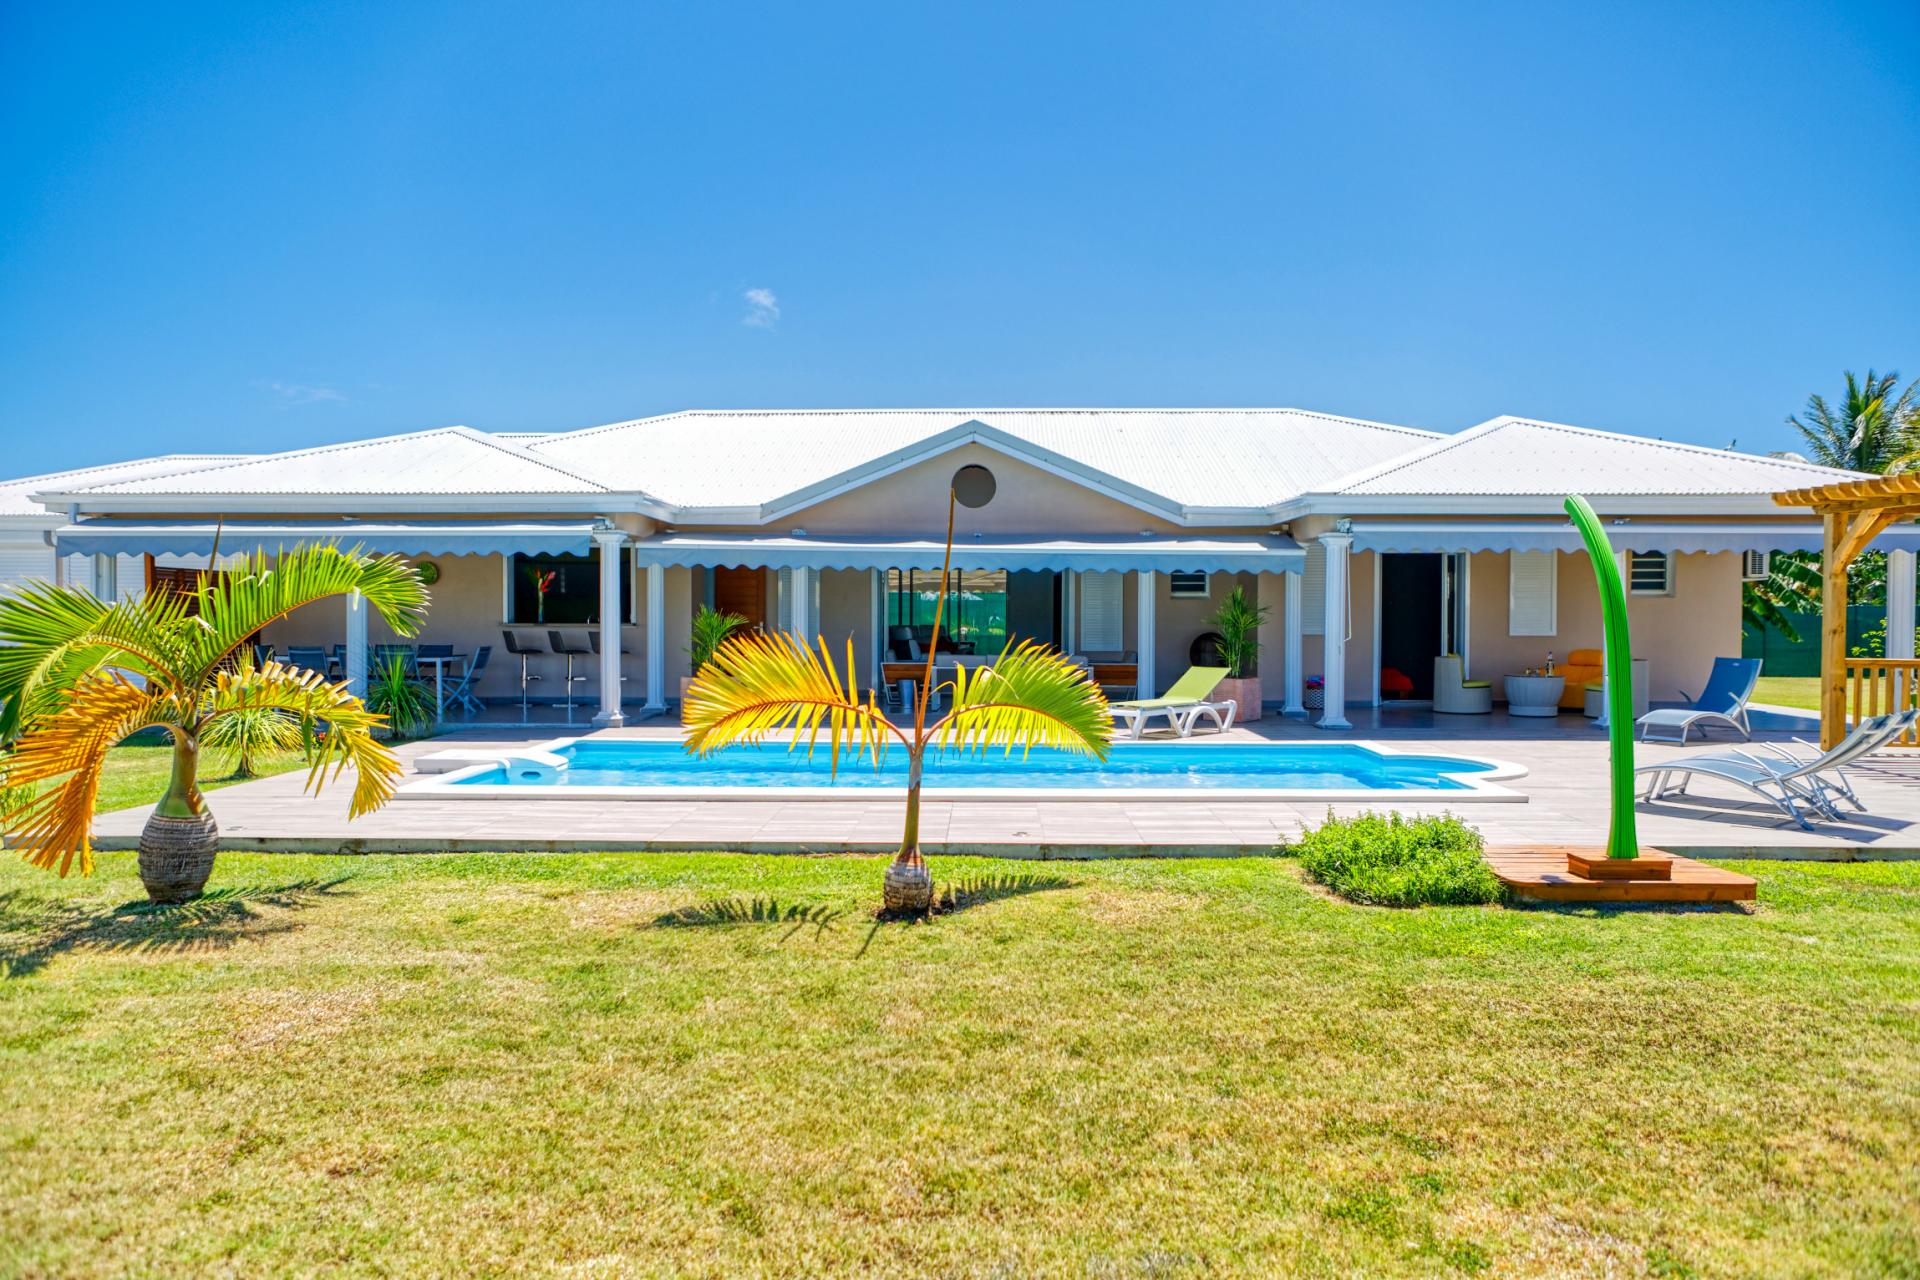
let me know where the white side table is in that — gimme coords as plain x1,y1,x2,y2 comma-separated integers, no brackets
1504,673,1565,717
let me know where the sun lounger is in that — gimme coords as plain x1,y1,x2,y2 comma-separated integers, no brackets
1635,709,1915,828
1108,666,1232,739
1636,657,1762,743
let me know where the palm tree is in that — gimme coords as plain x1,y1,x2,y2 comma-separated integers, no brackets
681,492,1112,912
1784,369,1920,473
0,544,428,903
1751,370,1920,644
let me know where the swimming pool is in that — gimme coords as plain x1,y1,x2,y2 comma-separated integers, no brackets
403,738,1528,802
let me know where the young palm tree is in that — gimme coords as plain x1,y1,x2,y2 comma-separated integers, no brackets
681,493,1112,912
0,544,428,902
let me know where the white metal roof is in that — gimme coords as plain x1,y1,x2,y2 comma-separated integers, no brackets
12,408,1868,525
1329,416,1860,498
0,454,250,520
523,408,1443,512
46,427,607,500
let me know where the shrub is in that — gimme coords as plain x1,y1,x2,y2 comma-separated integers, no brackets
1284,811,1503,907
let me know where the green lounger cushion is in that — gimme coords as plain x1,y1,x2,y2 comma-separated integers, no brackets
1462,680,1491,689
1110,666,1229,711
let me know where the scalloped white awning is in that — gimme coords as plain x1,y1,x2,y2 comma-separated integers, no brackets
1344,519,1920,554
53,518,602,557
629,531,1304,573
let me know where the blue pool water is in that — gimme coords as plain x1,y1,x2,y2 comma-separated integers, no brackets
453,741,1501,792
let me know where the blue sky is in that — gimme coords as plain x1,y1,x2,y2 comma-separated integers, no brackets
2,1,1916,476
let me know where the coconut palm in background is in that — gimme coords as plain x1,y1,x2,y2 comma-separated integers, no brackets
0,544,428,902
1781,369,1920,474
682,493,1111,912
1750,369,1920,643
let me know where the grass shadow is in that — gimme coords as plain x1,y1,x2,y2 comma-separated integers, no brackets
649,897,844,942
858,872,1074,954
0,878,354,979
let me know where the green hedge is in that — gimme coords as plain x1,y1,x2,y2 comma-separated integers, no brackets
1283,811,1503,907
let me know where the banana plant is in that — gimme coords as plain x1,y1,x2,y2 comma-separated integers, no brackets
0,543,428,901
681,492,1112,911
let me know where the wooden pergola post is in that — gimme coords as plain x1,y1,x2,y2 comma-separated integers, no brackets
1775,475,1920,748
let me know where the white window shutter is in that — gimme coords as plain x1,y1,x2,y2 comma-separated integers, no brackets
1079,571,1123,651
1508,552,1557,637
1301,543,1325,636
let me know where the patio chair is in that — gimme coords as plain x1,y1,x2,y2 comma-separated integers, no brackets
1108,666,1231,739
1636,710,1915,828
284,646,330,676
372,644,419,678
1432,655,1491,714
444,645,492,715
251,642,275,668
501,631,545,719
417,643,454,658
1636,657,1762,743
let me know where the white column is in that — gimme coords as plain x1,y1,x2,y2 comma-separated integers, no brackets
787,566,813,637
345,589,369,698
1060,571,1078,654
1887,549,1916,660
1317,533,1352,729
1283,570,1305,714
1135,570,1157,698
870,570,886,689
91,553,117,602
643,562,667,715
591,531,627,728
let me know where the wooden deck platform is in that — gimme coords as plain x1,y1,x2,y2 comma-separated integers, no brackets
1484,847,1758,903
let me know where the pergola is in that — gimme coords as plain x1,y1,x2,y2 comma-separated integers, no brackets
1774,472,1920,747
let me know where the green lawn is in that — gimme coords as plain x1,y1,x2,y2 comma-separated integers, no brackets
1751,675,1821,711
2,851,1916,1278
90,738,308,815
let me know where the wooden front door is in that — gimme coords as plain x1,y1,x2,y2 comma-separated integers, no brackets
713,566,768,630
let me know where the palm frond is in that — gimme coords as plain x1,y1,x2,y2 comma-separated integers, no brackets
682,630,903,772
0,581,195,738
933,641,1112,759
204,663,403,818
182,544,430,680
1,674,177,877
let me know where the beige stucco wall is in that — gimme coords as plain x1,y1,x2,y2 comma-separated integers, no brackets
1465,550,1739,702
786,442,1189,536
1153,571,1259,684
817,568,878,687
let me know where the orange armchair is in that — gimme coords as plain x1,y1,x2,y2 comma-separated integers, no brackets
1558,648,1604,708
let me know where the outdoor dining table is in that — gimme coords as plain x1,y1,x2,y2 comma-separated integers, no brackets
415,653,468,719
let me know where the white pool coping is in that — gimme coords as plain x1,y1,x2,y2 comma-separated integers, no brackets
398,737,1531,804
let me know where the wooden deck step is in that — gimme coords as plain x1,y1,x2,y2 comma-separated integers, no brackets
1484,846,1757,903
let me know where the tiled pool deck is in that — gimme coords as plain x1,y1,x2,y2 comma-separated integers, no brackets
90,704,1920,858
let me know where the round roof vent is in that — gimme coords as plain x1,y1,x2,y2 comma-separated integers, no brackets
952,464,997,509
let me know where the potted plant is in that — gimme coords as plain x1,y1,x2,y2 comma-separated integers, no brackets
681,604,747,718
1207,584,1269,722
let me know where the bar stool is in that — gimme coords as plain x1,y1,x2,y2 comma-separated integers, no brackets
547,630,594,720
500,631,546,720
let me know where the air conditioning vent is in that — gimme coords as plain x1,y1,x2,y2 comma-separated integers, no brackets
1741,550,1770,581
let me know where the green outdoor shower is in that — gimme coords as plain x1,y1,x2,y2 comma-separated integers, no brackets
1564,494,1639,859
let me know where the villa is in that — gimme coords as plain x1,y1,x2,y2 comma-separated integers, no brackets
5,407,1917,728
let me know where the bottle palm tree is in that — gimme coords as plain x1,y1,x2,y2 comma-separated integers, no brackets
681,492,1112,912
0,544,428,902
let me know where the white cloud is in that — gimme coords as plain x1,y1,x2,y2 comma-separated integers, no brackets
265,380,346,405
741,287,780,328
